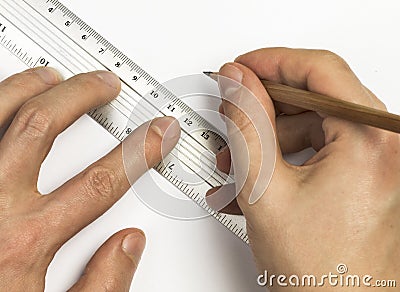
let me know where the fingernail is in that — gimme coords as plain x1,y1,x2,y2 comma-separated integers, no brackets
219,63,243,84
96,70,121,89
218,64,243,103
151,116,181,155
122,232,146,264
34,67,63,85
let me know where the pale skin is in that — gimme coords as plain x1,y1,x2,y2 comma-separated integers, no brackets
0,69,181,291
0,48,398,291
214,48,400,291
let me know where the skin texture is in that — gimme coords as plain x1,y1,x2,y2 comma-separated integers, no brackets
0,67,180,291
1,48,399,291
213,48,400,291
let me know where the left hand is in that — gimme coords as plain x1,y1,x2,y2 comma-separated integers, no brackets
0,67,180,291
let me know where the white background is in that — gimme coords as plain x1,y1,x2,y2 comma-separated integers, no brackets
1,0,400,291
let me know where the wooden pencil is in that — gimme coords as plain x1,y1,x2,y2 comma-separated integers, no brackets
204,72,400,134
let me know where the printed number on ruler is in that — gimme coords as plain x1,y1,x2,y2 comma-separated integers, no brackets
0,0,248,243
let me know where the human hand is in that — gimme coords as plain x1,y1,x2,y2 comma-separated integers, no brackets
0,68,180,291
215,48,399,290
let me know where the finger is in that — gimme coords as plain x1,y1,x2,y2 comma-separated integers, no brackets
0,67,62,127
218,106,323,159
277,111,325,153
218,63,294,206
217,112,324,157
68,229,145,292
235,48,388,145
220,198,242,215
46,117,180,244
0,71,121,189
216,146,231,174
274,101,307,116
235,48,384,109
206,187,243,215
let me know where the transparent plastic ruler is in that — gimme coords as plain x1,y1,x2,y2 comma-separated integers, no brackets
0,0,248,243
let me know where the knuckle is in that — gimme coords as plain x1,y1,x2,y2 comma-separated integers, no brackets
363,129,398,151
15,101,53,138
82,165,118,201
344,128,399,170
20,219,47,247
315,50,351,71
144,125,162,161
3,72,29,88
223,103,254,134
227,116,255,140
2,71,39,92
2,217,49,263
101,279,121,292
350,131,400,190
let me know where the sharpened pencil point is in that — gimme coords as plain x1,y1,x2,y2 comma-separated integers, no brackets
203,71,218,82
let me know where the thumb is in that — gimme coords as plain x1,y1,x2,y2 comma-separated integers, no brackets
218,63,292,207
68,229,145,292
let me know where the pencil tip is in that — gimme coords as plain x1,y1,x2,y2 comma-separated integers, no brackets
203,71,212,76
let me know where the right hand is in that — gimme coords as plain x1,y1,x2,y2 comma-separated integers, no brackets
215,48,400,290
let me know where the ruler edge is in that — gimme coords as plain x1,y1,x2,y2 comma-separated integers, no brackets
0,0,249,244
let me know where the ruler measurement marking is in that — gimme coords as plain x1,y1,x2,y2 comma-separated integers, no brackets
1,11,226,187
23,0,227,154
1,0,248,244
9,1,96,72
12,1,114,74
2,3,155,135
0,8,75,75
